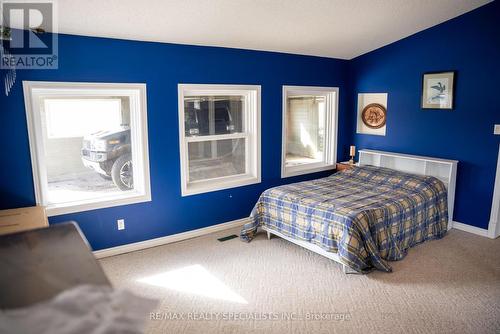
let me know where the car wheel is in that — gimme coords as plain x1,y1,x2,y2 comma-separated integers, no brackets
112,154,133,190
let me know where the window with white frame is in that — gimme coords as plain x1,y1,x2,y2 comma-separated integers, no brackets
178,84,261,196
23,81,151,216
282,86,338,177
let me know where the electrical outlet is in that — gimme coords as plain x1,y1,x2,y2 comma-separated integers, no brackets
117,219,125,230
494,124,500,135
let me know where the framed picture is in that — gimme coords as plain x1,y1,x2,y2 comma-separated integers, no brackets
421,71,455,109
356,93,387,136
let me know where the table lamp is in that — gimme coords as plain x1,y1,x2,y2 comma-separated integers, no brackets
349,145,356,164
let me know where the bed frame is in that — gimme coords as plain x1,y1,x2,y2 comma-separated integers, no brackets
263,150,458,273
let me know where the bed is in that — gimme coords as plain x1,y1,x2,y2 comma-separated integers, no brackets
240,150,458,273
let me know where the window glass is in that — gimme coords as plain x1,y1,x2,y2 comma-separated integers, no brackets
281,86,338,178
44,99,122,138
41,97,134,204
188,138,246,182
184,96,244,137
285,95,325,167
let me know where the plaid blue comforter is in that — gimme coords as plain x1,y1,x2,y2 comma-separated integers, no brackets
240,166,448,273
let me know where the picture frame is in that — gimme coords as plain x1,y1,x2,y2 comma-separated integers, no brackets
356,93,388,136
361,103,386,129
421,71,455,110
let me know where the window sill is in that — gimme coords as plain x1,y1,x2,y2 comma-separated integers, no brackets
182,174,261,196
281,164,336,178
45,191,152,216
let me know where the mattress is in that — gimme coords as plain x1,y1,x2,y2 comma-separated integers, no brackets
240,165,448,272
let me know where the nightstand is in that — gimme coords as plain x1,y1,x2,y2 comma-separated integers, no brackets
336,161,356,172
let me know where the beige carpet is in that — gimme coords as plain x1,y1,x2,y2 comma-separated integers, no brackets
100,227,500,334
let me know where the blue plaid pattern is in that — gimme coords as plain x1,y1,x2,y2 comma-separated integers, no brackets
240,166,448,273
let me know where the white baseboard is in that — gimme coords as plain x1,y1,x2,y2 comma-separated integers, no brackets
452,221,491,238
93,217,250,259
93,218,495,259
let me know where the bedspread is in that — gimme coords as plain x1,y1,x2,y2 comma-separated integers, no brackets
240,165,448,273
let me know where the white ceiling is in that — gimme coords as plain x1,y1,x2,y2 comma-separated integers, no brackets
31,0,495,59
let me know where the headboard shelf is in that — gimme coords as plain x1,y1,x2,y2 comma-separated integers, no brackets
358,149,458,230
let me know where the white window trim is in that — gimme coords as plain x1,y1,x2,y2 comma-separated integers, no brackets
281,85,339,178
23,81,152,216
178,84,261,196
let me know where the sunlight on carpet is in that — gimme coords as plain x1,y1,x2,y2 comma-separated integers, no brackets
137,264,247,304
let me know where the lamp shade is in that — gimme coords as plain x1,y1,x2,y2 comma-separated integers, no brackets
349,145,356,156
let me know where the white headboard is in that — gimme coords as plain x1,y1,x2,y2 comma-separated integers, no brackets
358,149,458,230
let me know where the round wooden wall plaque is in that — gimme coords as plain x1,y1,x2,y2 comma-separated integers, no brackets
361,103,386,129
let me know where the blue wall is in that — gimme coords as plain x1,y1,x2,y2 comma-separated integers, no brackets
0,35,350,250
348,1,500,229
1,1,498,249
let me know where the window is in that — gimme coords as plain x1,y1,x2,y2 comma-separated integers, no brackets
178,84,260,196
23,81,151,216
282,86,338,177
